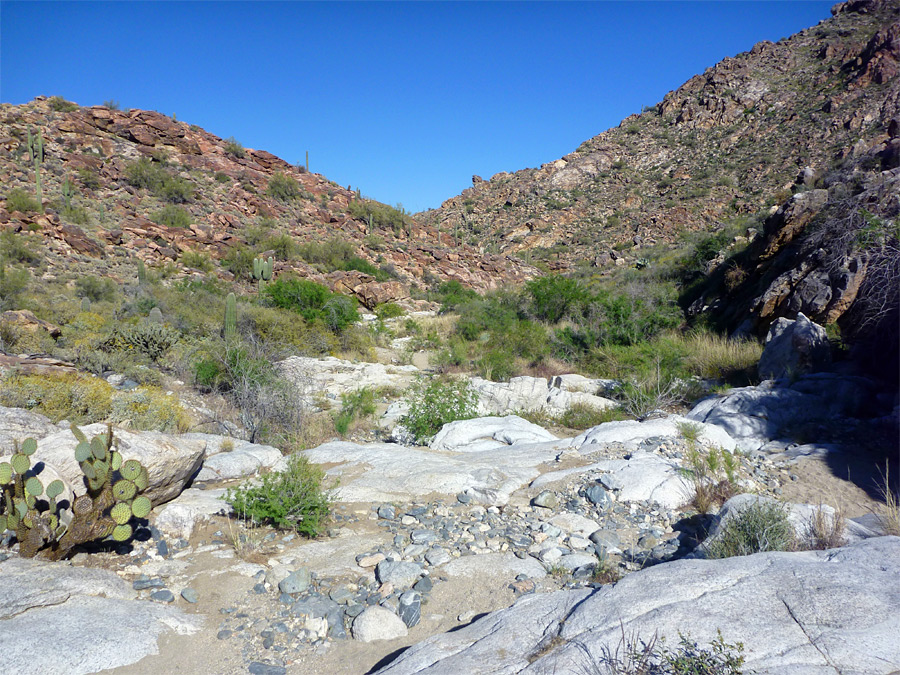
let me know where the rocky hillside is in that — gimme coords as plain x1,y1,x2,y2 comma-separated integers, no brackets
419,0,898,272
0,98,534,308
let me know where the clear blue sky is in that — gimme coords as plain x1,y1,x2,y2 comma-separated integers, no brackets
2,1,833,212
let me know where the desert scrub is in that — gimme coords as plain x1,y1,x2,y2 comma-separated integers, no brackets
101,322,180,362
333,387,376,436
558,403,629,430
705,499,795,559
401,377,478,444
5,188,41,214
266,171,302,202
588,628,746,674
224,453,332,537
0,372,188,431
679,423,739,514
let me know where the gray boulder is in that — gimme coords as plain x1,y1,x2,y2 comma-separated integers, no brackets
31,424,205,505
0,557,202,675
375,537,900,674
352,606,408,642
0,406,59,454
182,433,284,482
758,313,831,380
430,415,558,453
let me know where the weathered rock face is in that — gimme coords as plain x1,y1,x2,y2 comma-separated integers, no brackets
374,536,900,674
0,406,60,454
0,556,202,675
470,376,617,418
757,313,831,380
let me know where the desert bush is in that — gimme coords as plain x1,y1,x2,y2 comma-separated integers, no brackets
559,403,628,430
705,500,795,559
585,627,746,674
0,231,42,265
614,363,685,420
224,453,331,537
0,265,29,311
101,322,180,362
875,463,900,536
5,188,41,213
180,249,214,271
77,167,102,190
265,278,359,333
297,237,356,270
152,204,191,228
0,372,187,431
222,244,256,280
375,302,405,320
526,274,589,323
125,158,193,203
266,172,301,202
348,199,411,234
401,377,478,444
224,137,246,158
430,280,479,312
260,232,297,260
60,204,90,225
75,275,117,303
476,347,516,382
333,387,376,436
49,96,78,112
679,430,739,514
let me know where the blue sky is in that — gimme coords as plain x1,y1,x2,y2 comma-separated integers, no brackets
2,1,833,212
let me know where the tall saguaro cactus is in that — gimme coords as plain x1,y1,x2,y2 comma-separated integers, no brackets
252,256,274,294
27,129,44,213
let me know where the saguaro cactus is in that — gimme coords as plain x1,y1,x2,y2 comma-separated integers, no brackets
224,292,237,340
137,259,147,284
27,129,44,213
61,175,75,210
252,256,274,293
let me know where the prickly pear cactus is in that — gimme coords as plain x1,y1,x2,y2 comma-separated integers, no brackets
0,424,153,560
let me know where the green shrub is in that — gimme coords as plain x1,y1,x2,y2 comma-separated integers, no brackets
591,628,746,674
224,137,246,158
430,280,478,312
705,499,795,559
401,377,478,444
476,347,516,382
75,275,117,303
0,231,42,265
348,199,411,235
375,302,405,320
224,453,332,537
526,275,589,324
558,403,629,430
265,278,359,332
125,158,193,203
260,233,298,260
61,204,90,225
180,249,215,271
333,387,376,436
152,204,191,228
77,168,102,190
5,188,41,213
215,172,231,183
101,322,180,361
109,386,190,432
267,172,301,202
223,244,256,280
48,96,78,112
0,265,28,311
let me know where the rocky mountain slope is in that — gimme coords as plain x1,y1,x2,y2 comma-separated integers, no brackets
0,99,533,308
419,0,898,274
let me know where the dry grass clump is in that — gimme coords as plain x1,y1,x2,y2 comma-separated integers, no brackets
683,331,761,380
875,463,900,536
705,500,796,559
677,422,739,514
803,504,847,550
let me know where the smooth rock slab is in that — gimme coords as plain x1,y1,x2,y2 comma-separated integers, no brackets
0,406,59,454
0,557,202,675
573,414,736,453
430,415,558,453
374,537,900,675
183,433,284,482
376,560,425,589
152,487,230,540
352,605,409,642
303,439,570,506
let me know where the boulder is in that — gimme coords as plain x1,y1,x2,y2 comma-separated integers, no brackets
352,606,408,642
302,438,569,506
757,313,831,380
152,487,230,540
430,415,558,452
31,424,205,505
471,376,616,417
182,433,284,482
374,537,900,674
0,556,202,675
0,406,59,454
573,414,736,453
277,356,418,408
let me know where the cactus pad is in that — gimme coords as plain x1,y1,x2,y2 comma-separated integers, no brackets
74,441,92,462
131,495,152,519
111,524,132,542
21,438,38,456
45,480,65,500
134,466,150,491
120,459,142,481
14,499,27,519
73,494,92,516
11,453,30,474
0,462,12,484
80,460,96,481
110,502,132,525
112,479,137,501
91,437,106,460
0,514,7,532
24,477,43,496
110,451,123,471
